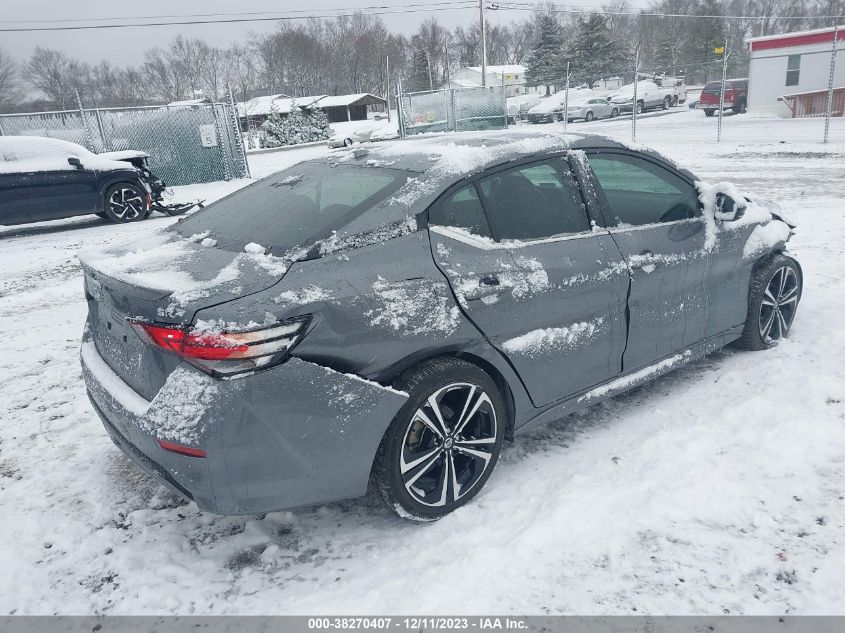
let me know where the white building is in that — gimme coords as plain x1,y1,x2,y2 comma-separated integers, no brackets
450,65,544,97
747,25,845,117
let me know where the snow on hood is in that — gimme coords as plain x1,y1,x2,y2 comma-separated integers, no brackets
78,231,290,320
99,149,150,161
0,136,137,174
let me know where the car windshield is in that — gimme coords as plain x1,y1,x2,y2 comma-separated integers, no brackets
172,162,409,255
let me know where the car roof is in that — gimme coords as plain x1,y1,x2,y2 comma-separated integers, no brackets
323,130,649,174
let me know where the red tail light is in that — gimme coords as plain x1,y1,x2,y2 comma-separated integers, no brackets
158,439,206,458
131,317,310,376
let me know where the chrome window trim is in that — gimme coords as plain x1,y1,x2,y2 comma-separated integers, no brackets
430,224,599,250
605,217,703,233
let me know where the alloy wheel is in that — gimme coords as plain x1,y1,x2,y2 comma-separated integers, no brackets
400,382,497,508
109,188,145,220
759,266,799,343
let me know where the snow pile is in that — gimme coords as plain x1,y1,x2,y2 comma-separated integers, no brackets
367,277,460,336
503,318,605,357
744,220,793,259
141,367,219,445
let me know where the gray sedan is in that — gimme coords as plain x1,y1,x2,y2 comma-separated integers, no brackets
567,98,619,122
79,132,800,521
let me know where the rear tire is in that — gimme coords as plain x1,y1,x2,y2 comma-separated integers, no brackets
372,358,506,521
734,254,802,351
585,110,594,122
610,107,618,118
636,101,644,114
662,96,671,110
704,109,715,117
103,183,148,223
672,95,679,107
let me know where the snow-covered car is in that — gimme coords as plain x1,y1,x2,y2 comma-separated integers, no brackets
609,81,675,114
506,94,542,123
0,136,151,225
79,131,801,522
565,97,620,122
526,89,594,123
328,121,398,148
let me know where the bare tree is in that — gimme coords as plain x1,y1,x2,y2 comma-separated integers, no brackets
0,48,23,113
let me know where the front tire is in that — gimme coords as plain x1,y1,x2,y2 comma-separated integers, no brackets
372,358,506,521
585,110,594,122
103,183,148,223
610,107,618,118
636,101,644,114
735,254,802,351
662,96,671,110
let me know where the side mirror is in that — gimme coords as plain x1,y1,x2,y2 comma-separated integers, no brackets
67,156,83,169
715,192,745,222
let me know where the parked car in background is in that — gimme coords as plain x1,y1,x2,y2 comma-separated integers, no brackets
79,131,801,522
526,89,594,123
565,97,620,122
609,81,675,114
0,137,151,226
506,94,542,123
699,79,749,116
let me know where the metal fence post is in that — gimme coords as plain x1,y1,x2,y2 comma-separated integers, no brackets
502,73,507,129
94,108,108,152
563,62,570,134
824,25,838,144
227,84,250,179
396,82,406,138
717,39,728,142
75,90,96,152
632,50,639,142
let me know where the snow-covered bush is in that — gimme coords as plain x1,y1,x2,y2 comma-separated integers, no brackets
263,106,333,147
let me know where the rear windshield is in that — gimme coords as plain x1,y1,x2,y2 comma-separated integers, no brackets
702,82,722,95
172,162,409,254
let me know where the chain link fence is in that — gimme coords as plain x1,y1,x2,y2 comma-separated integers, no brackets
398,84,507,137
0,98,249,187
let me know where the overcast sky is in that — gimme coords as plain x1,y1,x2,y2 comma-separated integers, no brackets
1,0,631,66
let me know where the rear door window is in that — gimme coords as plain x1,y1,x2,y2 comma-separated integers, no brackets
428,184,492,238
476,159,591,241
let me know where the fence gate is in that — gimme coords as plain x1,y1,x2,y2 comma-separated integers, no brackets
398,85,507,137
0,102,249,187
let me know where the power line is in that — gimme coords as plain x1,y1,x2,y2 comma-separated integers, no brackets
491,1,845,22
0,2,471,25
0,2,478,32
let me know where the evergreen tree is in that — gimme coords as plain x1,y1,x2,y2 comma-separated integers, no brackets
524,13,564,96
262,104,286,148
263,105,333,147
563,14,628,89
407,47,432,92
684,0,726,83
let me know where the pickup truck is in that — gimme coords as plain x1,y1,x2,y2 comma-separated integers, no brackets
654,77,687,106
609,81,677,114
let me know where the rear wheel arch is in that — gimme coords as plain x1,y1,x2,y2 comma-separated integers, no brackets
377,350,517,440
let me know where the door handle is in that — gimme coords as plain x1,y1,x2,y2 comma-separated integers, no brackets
464,275,510,301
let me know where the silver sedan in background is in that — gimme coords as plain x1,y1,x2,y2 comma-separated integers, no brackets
567,98,619,122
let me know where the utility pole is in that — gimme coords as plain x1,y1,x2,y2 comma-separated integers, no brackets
717,37,728,142
479,0,487,87
824,24,838,144
426,51,433,91
386,56,391,122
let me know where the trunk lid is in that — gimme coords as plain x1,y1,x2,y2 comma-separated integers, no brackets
79,231,289,399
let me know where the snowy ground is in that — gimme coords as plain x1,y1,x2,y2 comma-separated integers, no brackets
1,113,844,615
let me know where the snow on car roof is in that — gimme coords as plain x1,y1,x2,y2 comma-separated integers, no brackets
0,136,137,174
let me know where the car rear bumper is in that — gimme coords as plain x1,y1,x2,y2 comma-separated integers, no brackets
81,329,409,514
